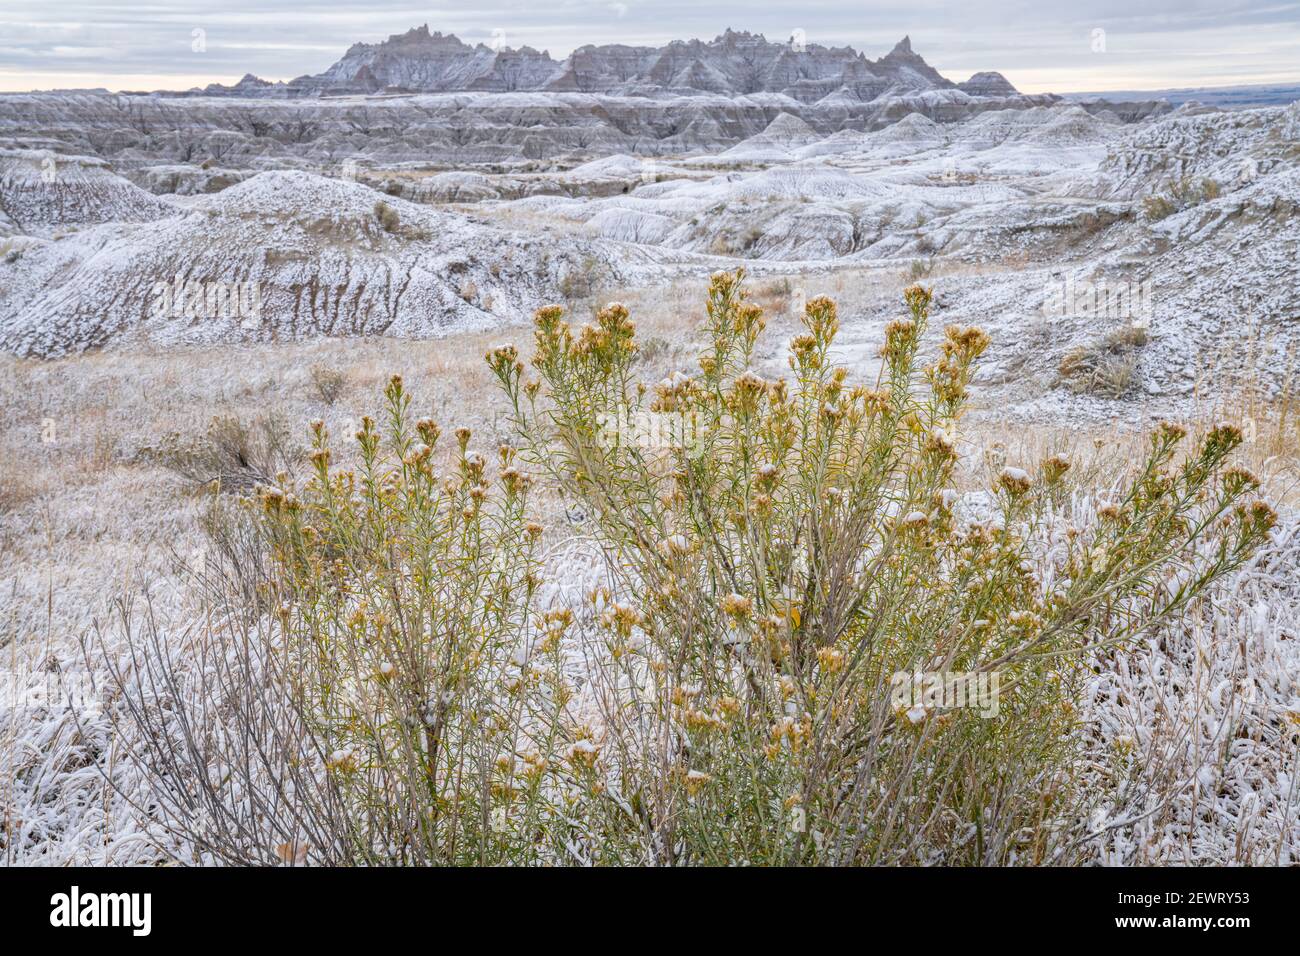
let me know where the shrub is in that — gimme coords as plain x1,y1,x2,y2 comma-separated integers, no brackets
106,377,579,865
489,270,1274,864
373,200,401,234
907,257,935,281
1142,176,1220,222
151,412,296,492
558,261,594,301
371,200,430,241
709,233,735,256
634,334,674,365
109,277,1275,866
1141,194,1176,221
755,277,794,313
1058,323,1149,398
308,362,346,405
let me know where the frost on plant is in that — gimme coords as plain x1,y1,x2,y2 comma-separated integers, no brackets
103,277,1275,867
490,270,1276,864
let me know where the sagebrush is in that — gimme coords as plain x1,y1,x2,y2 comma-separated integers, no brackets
104,272,1276,865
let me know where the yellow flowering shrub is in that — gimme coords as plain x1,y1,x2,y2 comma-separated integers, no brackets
489,270,1275,864
255,375,573,864
118,275,1274,867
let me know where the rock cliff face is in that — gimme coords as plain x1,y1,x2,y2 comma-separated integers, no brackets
0,26,1174,171
290,27,564,96
209,27,985,102
0,87,1162,172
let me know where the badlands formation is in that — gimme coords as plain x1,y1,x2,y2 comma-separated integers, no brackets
0,26,1296,418
2,26,1299,869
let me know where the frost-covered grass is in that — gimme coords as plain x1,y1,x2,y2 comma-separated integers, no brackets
0,327,675,862
960,412,1300,864
2,284,1298,864
3,90,1298,867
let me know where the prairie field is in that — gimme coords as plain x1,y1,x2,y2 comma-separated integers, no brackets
2,15,1299,869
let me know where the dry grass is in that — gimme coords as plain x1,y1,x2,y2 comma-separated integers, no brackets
0,337,523,862
962,400,1300,508
1057,323,1149,398
308,362,347,405
372,200,401,233
1190,321,1300,504
3,290,1298,863
1142,176,1221,222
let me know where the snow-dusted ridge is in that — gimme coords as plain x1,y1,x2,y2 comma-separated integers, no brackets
0,29,1169,174
2,101,1297,385
198,28,989,101
0,148,178,235
0,170,617,356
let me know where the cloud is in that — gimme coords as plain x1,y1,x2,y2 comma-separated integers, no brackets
0,0,1297,92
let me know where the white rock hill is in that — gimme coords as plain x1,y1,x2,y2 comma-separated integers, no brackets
0,149,178,235
0,171,617,357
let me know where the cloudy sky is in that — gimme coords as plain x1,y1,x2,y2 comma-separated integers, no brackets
2,0,1298,93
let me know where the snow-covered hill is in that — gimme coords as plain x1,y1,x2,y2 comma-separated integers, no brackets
2,100,1296,418
0,170,616,356
0,149,177,234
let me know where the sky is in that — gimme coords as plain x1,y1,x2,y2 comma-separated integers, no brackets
1,0,1298,94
